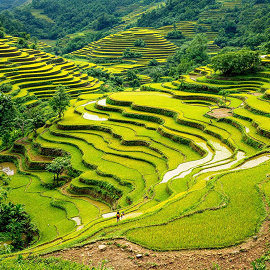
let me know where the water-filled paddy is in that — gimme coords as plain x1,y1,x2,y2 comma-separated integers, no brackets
0,162,17,176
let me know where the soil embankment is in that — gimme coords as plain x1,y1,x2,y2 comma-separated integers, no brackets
45,218,270,270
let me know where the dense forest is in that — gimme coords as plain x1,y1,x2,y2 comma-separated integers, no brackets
0,0,162,39
0,0,28,12
1,0,270,55
138,0,270,50
137,0,217,27
0,14,26,36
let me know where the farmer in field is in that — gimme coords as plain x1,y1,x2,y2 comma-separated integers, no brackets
116,211,120,223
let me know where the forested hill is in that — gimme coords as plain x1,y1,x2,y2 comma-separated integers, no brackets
0,0,29,12
137,0,270,50
2,0,270,51
138,0,217,27
1,0,163,39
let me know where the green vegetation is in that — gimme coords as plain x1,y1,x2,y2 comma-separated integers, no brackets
0,257,113,270
137,0,217,28
49,86,71,119
2,0,162,39
134,38,146,47
0,83,12,93
211,49,261,75
46,156,71,185
166,30,184,39
123,48,142,58
1,47,270,257
0,0,28,12
148,58,159,66
2,2,270,266
0,179,37,251
70,27,177,71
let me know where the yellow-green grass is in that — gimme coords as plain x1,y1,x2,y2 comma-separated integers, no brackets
96,96,234,159
42,189,99,224
76,100,196,158
50,126,166,178
244,94,270,115
38,130,133,208
140,83,269,150
57,128,167,169
4,54,270,254
73,172,131,208
157,22,219,51
66,125,190,173
8,175,76,244
38,127,147,205
107,92,234,147
229,116,270,146
125,161,268,249
0,40,101,99
70,27,178,70
214,121,257,156
233,107,270,137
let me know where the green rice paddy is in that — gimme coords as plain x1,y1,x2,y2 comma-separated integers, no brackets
1,32,270,258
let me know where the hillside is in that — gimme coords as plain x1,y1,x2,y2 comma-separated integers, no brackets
138,0,270,50
0,0,29,12
1,29,270,268
1,0,270,268
1,0,164,39
70,27,178,72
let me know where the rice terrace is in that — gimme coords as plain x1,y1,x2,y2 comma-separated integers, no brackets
1,0,270,269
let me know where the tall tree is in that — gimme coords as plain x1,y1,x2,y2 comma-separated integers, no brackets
0,92,17,135
49,85,70,119
46,156,71,183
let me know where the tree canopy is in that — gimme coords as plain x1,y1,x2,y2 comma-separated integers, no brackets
0,92,17,135
46,156,71,183
211,49,261,75
49,85,71,119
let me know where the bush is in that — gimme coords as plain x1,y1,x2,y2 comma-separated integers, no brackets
0,83,12,93
148,58,159,66
166,30,184,39
0,202,38,250
0,30,5,38
134,38,146,47
123,48,142,58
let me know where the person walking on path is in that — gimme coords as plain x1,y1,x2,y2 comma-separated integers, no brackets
116,211,120,223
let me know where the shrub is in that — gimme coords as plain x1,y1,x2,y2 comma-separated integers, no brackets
0,83,12,93
0,257,113,269
0,202,38,250
123,48,142,58
0,30,5,38
166,30,184,39
148,58,159,66
134,38,146,47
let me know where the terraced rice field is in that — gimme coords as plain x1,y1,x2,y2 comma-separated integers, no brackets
199,0,241,20
0,39,103,100
70,27,178,69
1,68,270,255
71,25,219,73
1,35,270,256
